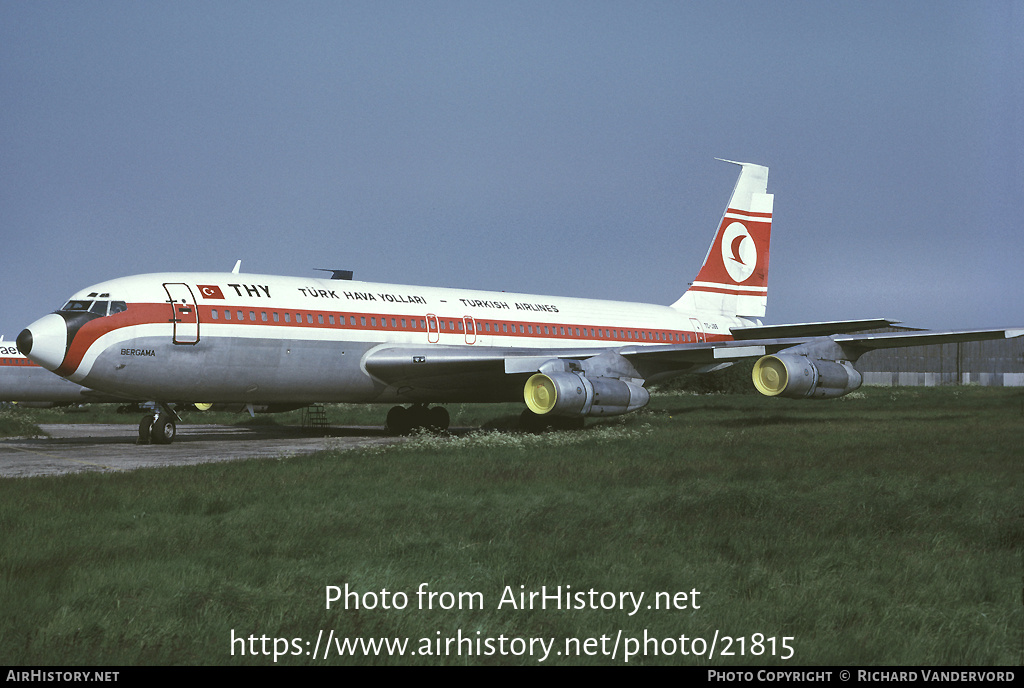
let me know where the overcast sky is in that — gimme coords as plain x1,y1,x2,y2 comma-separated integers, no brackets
2,1,1021,336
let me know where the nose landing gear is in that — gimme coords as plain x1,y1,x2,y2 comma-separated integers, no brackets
138,403,180,445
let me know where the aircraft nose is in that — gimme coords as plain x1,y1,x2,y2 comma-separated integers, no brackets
16,328,32,355
19,314,68,371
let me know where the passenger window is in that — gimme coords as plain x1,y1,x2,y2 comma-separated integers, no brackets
318,314,324,324
284,313,290,323
237,310,243,320
250,311,256,321
212,310,219,320
261,312,268,322
273,312,279,322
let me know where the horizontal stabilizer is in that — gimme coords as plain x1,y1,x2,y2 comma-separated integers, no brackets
731,319,899,340
315,269,354,280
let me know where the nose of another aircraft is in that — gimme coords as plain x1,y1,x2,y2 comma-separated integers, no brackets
18,314,68,371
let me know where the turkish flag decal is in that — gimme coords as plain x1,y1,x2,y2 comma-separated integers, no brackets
197,285,225,299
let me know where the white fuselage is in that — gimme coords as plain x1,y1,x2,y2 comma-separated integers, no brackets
23,272,742,405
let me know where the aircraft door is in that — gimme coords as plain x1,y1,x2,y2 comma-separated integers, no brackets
426,314,439,343
463,316,477,344
689,318,706,343
163,283,200,345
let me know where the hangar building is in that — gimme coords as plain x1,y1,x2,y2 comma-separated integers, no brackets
855,327,1024,387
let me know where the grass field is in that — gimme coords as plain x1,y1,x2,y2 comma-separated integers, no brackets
1,387,1021,665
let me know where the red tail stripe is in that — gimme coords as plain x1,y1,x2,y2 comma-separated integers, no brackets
725,207,772,219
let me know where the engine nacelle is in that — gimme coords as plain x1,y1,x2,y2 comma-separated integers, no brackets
752,354,862,399
524,372,650,417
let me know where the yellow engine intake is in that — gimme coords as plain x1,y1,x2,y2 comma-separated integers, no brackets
752,356,789,396
524,374,559,415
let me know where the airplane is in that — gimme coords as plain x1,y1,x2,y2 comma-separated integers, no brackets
15,160,1023,444
0,334,128,407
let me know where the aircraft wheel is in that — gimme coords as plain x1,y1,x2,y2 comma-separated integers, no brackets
151,416,176,445
138,415,154,444
427,406,450,432
386,405,412,435
408,404,431,430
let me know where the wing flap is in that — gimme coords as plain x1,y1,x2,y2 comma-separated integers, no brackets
730,318,898,340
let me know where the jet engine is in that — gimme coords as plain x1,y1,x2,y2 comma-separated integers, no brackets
524,372,649,417
751,354,862,399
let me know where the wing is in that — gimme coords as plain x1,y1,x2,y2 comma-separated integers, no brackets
362,327,1024,400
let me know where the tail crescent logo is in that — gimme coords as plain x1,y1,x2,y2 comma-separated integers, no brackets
721,222,757,283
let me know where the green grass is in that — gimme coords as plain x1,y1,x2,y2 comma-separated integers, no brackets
0,407,46,438
0,387,1021,665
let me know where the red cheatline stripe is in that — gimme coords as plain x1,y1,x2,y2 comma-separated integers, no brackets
194,304,725,344
0,358,39,366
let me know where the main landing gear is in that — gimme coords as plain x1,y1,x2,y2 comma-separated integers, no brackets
138,403,180,445
386,404,450,435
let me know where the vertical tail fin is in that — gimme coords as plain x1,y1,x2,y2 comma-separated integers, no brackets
671,159,773,319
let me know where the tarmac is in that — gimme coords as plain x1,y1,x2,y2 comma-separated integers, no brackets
0,423,405,478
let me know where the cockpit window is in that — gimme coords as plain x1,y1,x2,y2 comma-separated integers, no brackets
61,300,127,316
